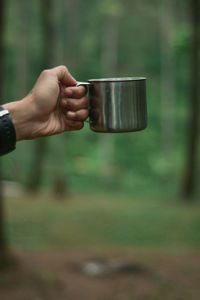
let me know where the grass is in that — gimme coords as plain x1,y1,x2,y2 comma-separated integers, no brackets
4,193,200,251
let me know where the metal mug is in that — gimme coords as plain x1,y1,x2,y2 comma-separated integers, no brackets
77,77,147,133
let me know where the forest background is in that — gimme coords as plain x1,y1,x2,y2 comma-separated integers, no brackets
0,0,199,299
1,0,199,199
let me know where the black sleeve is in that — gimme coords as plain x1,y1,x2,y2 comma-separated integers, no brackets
0,106,16,156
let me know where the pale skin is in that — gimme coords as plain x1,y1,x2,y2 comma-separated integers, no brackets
2,65,89,141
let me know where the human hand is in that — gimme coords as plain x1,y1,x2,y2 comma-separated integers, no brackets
3,65,89,140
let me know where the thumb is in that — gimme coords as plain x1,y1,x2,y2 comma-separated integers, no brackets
51,65,77,87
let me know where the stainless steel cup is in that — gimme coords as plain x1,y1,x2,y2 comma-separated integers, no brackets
77,77,147,133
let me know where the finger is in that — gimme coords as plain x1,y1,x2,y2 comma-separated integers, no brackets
64,85,87,98
66,109,89,121
60,96,89,111
64,119,84,131
50,65,77,87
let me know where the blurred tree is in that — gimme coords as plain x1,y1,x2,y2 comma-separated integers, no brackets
0,0,9,267
0,0,197,199
48,0,82,198
14,0,30,99
28,0,56,192
97,0,122,183
183,0,200,199
65,0,81,70
160,0,176,154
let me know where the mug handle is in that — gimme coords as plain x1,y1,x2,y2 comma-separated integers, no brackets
76,81,90,92
76,82,91,124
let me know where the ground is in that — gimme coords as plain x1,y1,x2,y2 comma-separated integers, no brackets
1,194,200,299
1,249,200,300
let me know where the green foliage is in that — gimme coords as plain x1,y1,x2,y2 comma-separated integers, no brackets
98,0,124,18
1,0,199,198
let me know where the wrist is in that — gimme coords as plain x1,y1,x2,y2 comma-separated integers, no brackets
0,106,16,155
2,94,35,141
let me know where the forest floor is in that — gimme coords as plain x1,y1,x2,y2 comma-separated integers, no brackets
1,193,200,299
1,249,200,300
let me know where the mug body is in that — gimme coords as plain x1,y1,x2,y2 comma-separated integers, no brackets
88,77,147,133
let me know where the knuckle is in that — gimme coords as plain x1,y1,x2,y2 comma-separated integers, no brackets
79,86,85,93
41,69,50,76
76,110,86,120
59,65,68,72
77,86,86,97
67,100,77,110
71,101,79,110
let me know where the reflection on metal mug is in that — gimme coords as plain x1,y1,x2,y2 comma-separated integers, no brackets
76,77,147,133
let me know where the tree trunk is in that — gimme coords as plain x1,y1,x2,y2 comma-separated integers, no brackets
14,0,30,99
0,0,9,266
49,0,81,199
0,172,7,265
182,0,200,199
0,0,5,95
64,0,81,70
28,0,55,193
98,15,119,182
101,16,118,77
160,0,176,154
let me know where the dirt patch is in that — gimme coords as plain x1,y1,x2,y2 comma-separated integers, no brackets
0,249,200,300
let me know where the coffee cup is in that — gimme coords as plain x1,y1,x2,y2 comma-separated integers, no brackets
77,77,147,133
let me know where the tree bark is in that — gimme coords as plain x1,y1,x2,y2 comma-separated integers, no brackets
183,0,200,199
28,0,55,192
0,171,8,265
50,0,81,198
14,0,30,99
0,0,9,265
64,0,81,70
160,0,176,154
98,15,119,182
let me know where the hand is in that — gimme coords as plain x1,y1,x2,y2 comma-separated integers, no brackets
3,65,89,141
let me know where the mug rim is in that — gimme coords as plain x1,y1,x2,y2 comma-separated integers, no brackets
88,77,146,83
